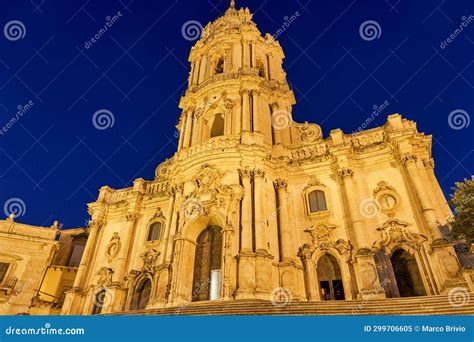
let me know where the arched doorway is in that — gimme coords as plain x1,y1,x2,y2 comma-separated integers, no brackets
317,254,345,300
390,249,426,297
92,288,107,315
192,226,222,301
130,278,152,310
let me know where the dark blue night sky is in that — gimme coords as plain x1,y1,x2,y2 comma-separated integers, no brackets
0,0,473,228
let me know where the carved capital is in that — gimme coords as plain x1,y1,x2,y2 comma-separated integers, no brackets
400,153,418,166
337,167,353,178
273,178,287,191
423,158,435,169
253,168,265,178
251,89,261,97
239,88,251,96
238,168,253,180
126,212,140,223
297,244,313,262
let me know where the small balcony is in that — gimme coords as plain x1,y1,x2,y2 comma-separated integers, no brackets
0,277,18,295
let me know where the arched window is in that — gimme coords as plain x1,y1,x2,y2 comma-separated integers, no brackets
215,58,224,74
210,114,225,137
257,60,265,78
147,222,162,241
308,190,327,213
92,288,107,315
130,278,152,310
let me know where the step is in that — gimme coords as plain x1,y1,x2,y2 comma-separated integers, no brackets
107,293,474,316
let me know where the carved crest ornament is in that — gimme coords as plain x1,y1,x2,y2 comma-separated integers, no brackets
299,224,353,262
373,218,427,253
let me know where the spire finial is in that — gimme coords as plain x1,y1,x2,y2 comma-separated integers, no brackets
230,0,235,9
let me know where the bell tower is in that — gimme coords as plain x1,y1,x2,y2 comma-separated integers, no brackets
177,1,297,150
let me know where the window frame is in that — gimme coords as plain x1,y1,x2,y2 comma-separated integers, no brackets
303,185,330,217
146,221,163,243
0,262,10,284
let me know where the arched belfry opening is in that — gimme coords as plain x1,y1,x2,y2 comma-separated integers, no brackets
192,226,223,301
130,278,152,310
390,249,426,297
317,254,345,300
210,114,225,137
215,58,224,74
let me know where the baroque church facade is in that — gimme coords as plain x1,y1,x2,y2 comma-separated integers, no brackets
1,1,473,316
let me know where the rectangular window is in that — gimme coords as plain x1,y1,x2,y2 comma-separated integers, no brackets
69,245,85,267
308,190,328,213
317,191,327,211
309,192,319,212
0,262,10,283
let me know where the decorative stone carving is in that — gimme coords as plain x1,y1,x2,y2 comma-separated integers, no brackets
140,249,160,274
96,267,114,288
155,158,173,180
302,224,352,261
297,122,323,144
351,132,385,151
273,179,287,191
152,207,165,220
373,218,427,253
289,143,329,163
337,167,353,178
400,153,418,165
302,175,325,192
105,233,121,262
182,196,207,219
423,158,435,169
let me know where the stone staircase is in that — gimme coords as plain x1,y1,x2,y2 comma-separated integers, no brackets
112,294,474,316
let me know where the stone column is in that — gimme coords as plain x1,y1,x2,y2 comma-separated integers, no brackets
178,114,186,149
250,41,257,67
222,226,235,300
298,245,318,301
183,110,194,148
239,169,253,252
254,169,274,298
252,90,260,133
165,185,183,263
198,56,207,83
254,169,267,252
400,153,443,241
266,54,272,80
338,167,386,300
241,89,251,132
269,103,282,145
235,168,255,299
170,235,197,304
273,179,294,262
242,40,250,67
